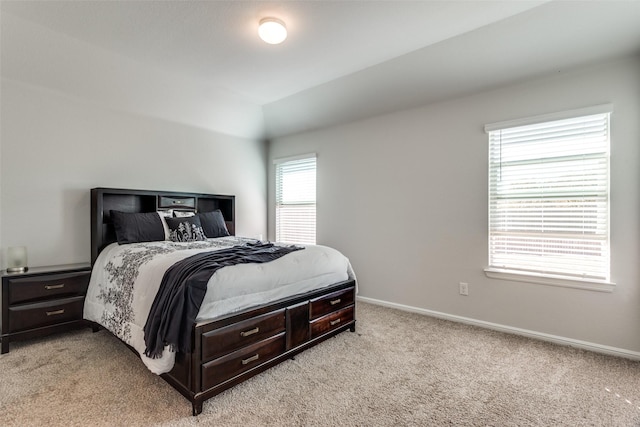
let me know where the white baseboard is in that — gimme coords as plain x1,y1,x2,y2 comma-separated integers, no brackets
357,296,640,361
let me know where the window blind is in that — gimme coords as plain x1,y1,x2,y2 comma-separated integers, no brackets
487,111,610,282
275,154,316,244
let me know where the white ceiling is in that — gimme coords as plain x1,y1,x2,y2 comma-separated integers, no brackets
2,1,640,139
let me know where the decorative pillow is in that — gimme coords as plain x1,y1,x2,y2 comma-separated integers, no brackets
197,210,230,238
111,210,166,244
174,210,196,218
157,212,171,240
157,209,173,218
165,216,206,242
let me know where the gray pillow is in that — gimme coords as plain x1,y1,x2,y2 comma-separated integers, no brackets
197,210,230,238
111,210,165,244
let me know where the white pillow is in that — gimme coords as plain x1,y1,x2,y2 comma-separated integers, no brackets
157,212,171,240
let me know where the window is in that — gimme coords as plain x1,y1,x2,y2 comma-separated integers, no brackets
275,154,316,244
485,105,612,290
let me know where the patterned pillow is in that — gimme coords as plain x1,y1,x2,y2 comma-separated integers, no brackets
165,216,206,242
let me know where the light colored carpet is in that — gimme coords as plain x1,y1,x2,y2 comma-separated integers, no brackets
1,302,639,426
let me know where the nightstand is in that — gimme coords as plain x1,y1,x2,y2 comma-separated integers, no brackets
1,263,92,354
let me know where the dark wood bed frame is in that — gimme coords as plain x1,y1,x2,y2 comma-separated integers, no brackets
90,188,356,415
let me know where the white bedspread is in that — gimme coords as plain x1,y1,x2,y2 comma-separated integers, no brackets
83,237,355,374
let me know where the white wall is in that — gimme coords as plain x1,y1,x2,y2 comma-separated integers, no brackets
0,12,265,141
0,11,267,269
0,78,267,267
268,56,640,353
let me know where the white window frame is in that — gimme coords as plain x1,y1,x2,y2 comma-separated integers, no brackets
484,105,614,292
274,153,317,245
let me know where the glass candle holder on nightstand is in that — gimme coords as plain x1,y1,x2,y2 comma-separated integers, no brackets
6,246,28,273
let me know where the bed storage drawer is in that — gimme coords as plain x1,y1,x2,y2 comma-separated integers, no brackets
201,309,286,361
201,333,286,390
310,305,354,339
8,296,85,333
309,287,355,320
8,272,90,305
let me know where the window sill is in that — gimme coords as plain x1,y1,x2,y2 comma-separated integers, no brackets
483,268,615,293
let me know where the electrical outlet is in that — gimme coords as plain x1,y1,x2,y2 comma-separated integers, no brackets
459,282,469,296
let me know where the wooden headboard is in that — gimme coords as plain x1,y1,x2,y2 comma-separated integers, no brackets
90,188,235,265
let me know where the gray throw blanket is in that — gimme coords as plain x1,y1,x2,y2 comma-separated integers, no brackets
143,241,303,358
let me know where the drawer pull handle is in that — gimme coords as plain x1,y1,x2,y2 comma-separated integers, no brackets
240,327,259,337
242,354,259,365
330,318,341,326
46,309,65,316
330,299,341,306
45,284,65,290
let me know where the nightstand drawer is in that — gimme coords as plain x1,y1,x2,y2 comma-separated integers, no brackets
8,272,90,305
8,296,85,333
310,305,354,339
309,287,355,320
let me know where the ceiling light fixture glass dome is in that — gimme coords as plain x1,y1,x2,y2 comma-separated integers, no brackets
259,18,287,44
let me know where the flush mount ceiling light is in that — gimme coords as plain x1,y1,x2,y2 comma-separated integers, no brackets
258,18,287,44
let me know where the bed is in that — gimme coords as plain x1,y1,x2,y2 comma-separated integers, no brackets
86,188,356,415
